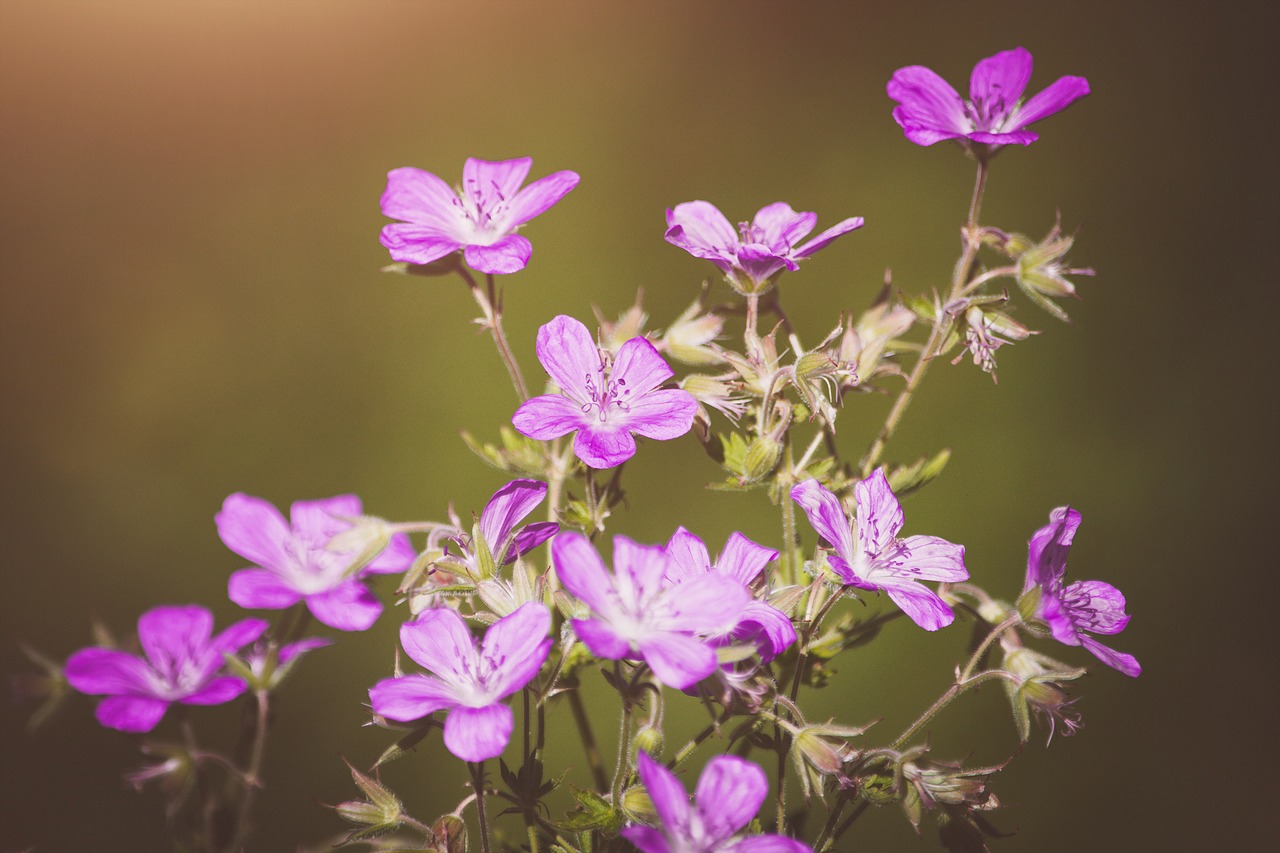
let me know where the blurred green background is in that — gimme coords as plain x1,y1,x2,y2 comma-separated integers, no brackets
2,0,1276,850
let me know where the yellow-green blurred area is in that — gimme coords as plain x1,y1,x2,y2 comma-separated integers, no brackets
2,0,1276,849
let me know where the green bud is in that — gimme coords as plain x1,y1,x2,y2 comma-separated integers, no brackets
633,725,664,758
741,436,782,484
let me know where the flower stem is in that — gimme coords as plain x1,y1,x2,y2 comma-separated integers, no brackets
225,688,269,853
959,614,1020,682
610,662,634,807
470,760,491,853
892,669,1011,750
457,267,529,401
779,441,799,586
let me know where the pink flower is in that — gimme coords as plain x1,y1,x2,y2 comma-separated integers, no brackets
379,157,579,274
512,315,697,469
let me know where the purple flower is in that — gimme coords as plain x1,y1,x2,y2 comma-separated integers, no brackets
217,493,415,632
1023,507,1140,677
552,533,749,689
623,751,812,853
512,315,698,469
663,528,796,663
379,157,579,275
791,471,968,631
665,201,863,293
448,479,558,577
887,46,1090,150
64,605,267,733
368,603,552,762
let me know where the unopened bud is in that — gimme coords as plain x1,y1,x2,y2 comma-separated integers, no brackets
741,436,782,483
633,726,664,758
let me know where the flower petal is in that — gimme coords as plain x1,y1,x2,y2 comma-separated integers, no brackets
639,632,717,689
571,618,632,659
887,65,970,142
65,648,153,696
480,603,552,698
1009,75,1091,130
138,606,213,670
635,751,691,836
305,581,382,632
884,583,955,631
1068,579,1130,635
505,170,580,227
574,423,637,469
509,521,558,562
614,536,674,603
751,202,817,251
210,618,269,656
464,233,533,275
663,527,711,585
735,600,797,662
664,201,738,264
969,47,1033,110
793,216,865,260
791,479,855,566
400,607,478,682
553,532,615,613
480,480,548,555
1080,635,1141,678
369,673,460,720
656,573,750,636
899,535,968,582
291,495,362,541
379,223,464,265
732,837,814,853
513,394,587,441
854,469,904,554
612,336,674,396
216,493,290,570
717,532,778,585
278,637,332,665
695,755,768,840
462,157,532,215
95,695,170,732
623,389,697,442
364,531,417,574
228,569,303,610
381,166,463,226
181,676,247,706
1025,506,1081,591
443,703,514,762
620,826,672,853
534,314,600,403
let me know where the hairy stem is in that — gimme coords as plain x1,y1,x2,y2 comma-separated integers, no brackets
611,662,634,806
457,267,529,401
892,669,1012,750
471,760,491,853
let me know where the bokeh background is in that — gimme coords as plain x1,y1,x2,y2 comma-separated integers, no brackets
2,1,1276,850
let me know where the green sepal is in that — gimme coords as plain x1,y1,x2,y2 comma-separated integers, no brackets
885,448,952,499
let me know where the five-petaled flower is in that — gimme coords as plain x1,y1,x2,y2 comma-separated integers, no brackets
64,605,267,733
368,602,552,762
791,471,968,630
887,46,1089,152
217,493,415,632
379,157,579,275
665,201,863,294
624,751,812,853
1022,507,1140,677
552,532,749,689
512,315,698,469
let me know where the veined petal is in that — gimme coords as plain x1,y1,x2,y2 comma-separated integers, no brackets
664,527,712,585
462,157,533,216
534,314,600,402
751,202,817,252
291,495,362,541
1068,579,1130,635
793,216,864,260
65,648,154,696
552,532,615,613
369,673,460,720
623,389,697,441
480,603,552,698
854,469,904,554
229,569,303,610
181,676,247,706
216,493,291,569
892,108,967,146
571,618,632,659
138,606,213,669
735,601,797,662
718,532,778,585
695,755,768,839
665,201,738,258
574,423,637,469
95,695,170,733
613,336,674,396
614,535,674,603
464,234,533,275
510,521,558,561
969,129,1039,146
505,170,580,227
1025,506,1081,591
969,47,1033,110
791,479,855,565
379,224,464,265
400,607,478,683
620,826,672,853
639,632,717,689
884,583,955,631
899,535,968,582
306,581,382,632
656,573,750,635
1080,635,1141,678
635,751,691,835
887,65,970,138
732,837,814,853
829,554,873,589
1009,75,1091,130
380,166,463,226
513,394,587,441
737,244,793,284
480,479,548,554
443,703,514,761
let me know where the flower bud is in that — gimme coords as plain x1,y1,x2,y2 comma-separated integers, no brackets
633,725,664,758
741,435,782,484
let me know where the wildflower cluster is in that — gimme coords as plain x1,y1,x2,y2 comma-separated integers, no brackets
20,46,1139,853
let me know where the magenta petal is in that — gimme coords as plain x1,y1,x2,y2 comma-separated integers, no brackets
369,673,460,720
613,336,674,396
462,157,532,214
509,522,558,562
399,607,477,681
464,234,532,275
278,637,332,665
624,389,697,441
571,617,631,660
552,532,614,613
480,603,552,698
181,676,247,706
736,601,797,662
1025,506,1081,590
658,573,750,635
614,536,673,602
229,569,302,610
969,130,1039,146
506,170,580,226
95,695,170,733
479,479,548,554
620,826,672,853
887,65,969,138
1068,580,1130,634
305,581,382,631
639,632,717,689
900,535,968,582
513,394,586,441
574,424,637,469
665,201,738,259
969,47,1033,107
894,110,967,146
664,527,712,584
65,648,153,695
443,703,514,762
854,469,905,554
1080,636,1141,677
364,531,416,574
291,495,362,540
884,583,955,631
793,216,864,259
751,202,818,250
381,167,461,226
737,244,793,283
1011,75,1091,130
210,618,269,656
791,479,855,563
533,315,599,402
733,837,814,853
695,755,767,838
217,493,291,568
635,751,691,834
379,224,463,265
138,606,213,667
718,532,778,585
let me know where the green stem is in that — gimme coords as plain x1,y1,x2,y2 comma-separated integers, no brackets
610,662,634,806
779,441,798,586
225,689,269,853
471,760,491,853
891,669,1010,750
457,267,529,402
959,614,1020,682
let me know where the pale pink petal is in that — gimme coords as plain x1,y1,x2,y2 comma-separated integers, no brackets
229,569,302,610
695,755,767,838
462,157,532,214
379,224,464,265
369,673,460,720
399,607,478,682
443,703,514,761
216,493,290,569
138,606,212,668
718,532,778,585
854,469,904,554
614,535,674,602
1009,76,1091,130
464,233,532,275
480,603,552,698
181,677,247,706
791,479,855,564
95,695,170,732
657,573,750,635
479,479,548,553
571,618,631,659
505,170,580,226
900,535,968,582
291,495,362,541
664,527,712,585
751,202,817,251
639,632,717,689
969,47,1033,108
635,751,691,834
884,583,955,631
305,581,382,632
278,637,332,665
793,216,865,259
380,167,463,226
64,648,153,695
612,336,674,396
623,389,697,441
512,394,587,441
574,423,637,469
552,532,615,613
533,314,600,402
